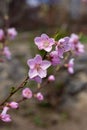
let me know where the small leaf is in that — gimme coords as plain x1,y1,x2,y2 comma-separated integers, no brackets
10,86,16,94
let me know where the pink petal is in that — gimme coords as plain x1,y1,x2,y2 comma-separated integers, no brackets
68,67,74,74
22,88,32,99
27,59,35,69
49,38,55,45
33,76,42,83
1,107,9,115
69,58,74,66
41,34,49,39
38,69,47,78
1,114,11,122
58,48,64,58
34,37,43,49
36,92,44,101
34,55,42,64
41,60,51,70
28,69,38,78
44,46,52,52
9,102,19,109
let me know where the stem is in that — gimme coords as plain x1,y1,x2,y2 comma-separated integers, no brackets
0,76,29,106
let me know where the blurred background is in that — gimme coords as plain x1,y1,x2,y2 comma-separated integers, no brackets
0,0,87,130
0,0,87,32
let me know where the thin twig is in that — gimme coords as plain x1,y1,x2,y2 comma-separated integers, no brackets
0,76,29,106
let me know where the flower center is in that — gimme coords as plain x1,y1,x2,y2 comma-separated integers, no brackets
35,64,41,71
44,41,49,48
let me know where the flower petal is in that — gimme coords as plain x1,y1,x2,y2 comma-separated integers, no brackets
38,69,47,78
68,67,74,74
44,46,52,52
41,60,51,70
27,59,35,69
34,37,43,49
41,34,49,39
34,55,42,64
28,69,38,79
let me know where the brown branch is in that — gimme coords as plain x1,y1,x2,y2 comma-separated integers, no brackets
0,76,29,106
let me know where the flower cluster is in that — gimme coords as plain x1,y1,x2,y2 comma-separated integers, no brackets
27,33,84,83
0,33,85,122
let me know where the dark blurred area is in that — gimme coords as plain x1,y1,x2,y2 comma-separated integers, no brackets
0,0,87,33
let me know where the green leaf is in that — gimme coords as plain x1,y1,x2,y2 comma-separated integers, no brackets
10,86,16,94
54,30,67,41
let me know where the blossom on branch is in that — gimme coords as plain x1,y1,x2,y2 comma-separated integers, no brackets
56,37,70,58
49,51,61,66
48,75,55,82
22,88,32,99
69,33,84,55
27,54,51,79
8,102,19,109
36,92,44,101
34,34,55,52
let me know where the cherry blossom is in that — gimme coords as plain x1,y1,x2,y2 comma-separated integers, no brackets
49,51,61,66
48,75,55,82
8,102,19,109
36,92,44,101
56,37,70,58
34,34,55,52
22,88,32,99
27,54,51,79
69,33,84,55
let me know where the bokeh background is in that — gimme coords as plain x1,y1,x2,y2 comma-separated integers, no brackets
0,0,87,130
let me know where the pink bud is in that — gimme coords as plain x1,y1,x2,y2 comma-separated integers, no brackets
0,114,11,122
9,101,19,109
22,88,32,99
48,75,55,82
36,92,44,101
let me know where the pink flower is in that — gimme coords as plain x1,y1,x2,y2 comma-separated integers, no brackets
36,92,44,101
0,29,4,41
27,54,51,79
22,88,32,99
34,34,55,52
56,37,70,58
7,28,17,40
48,75,55,82
69,33,84,55
3,46,11,60
68,58,74,74
0,106,11,122
49,51,61,66
0,114,11,122
8,102,19,109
